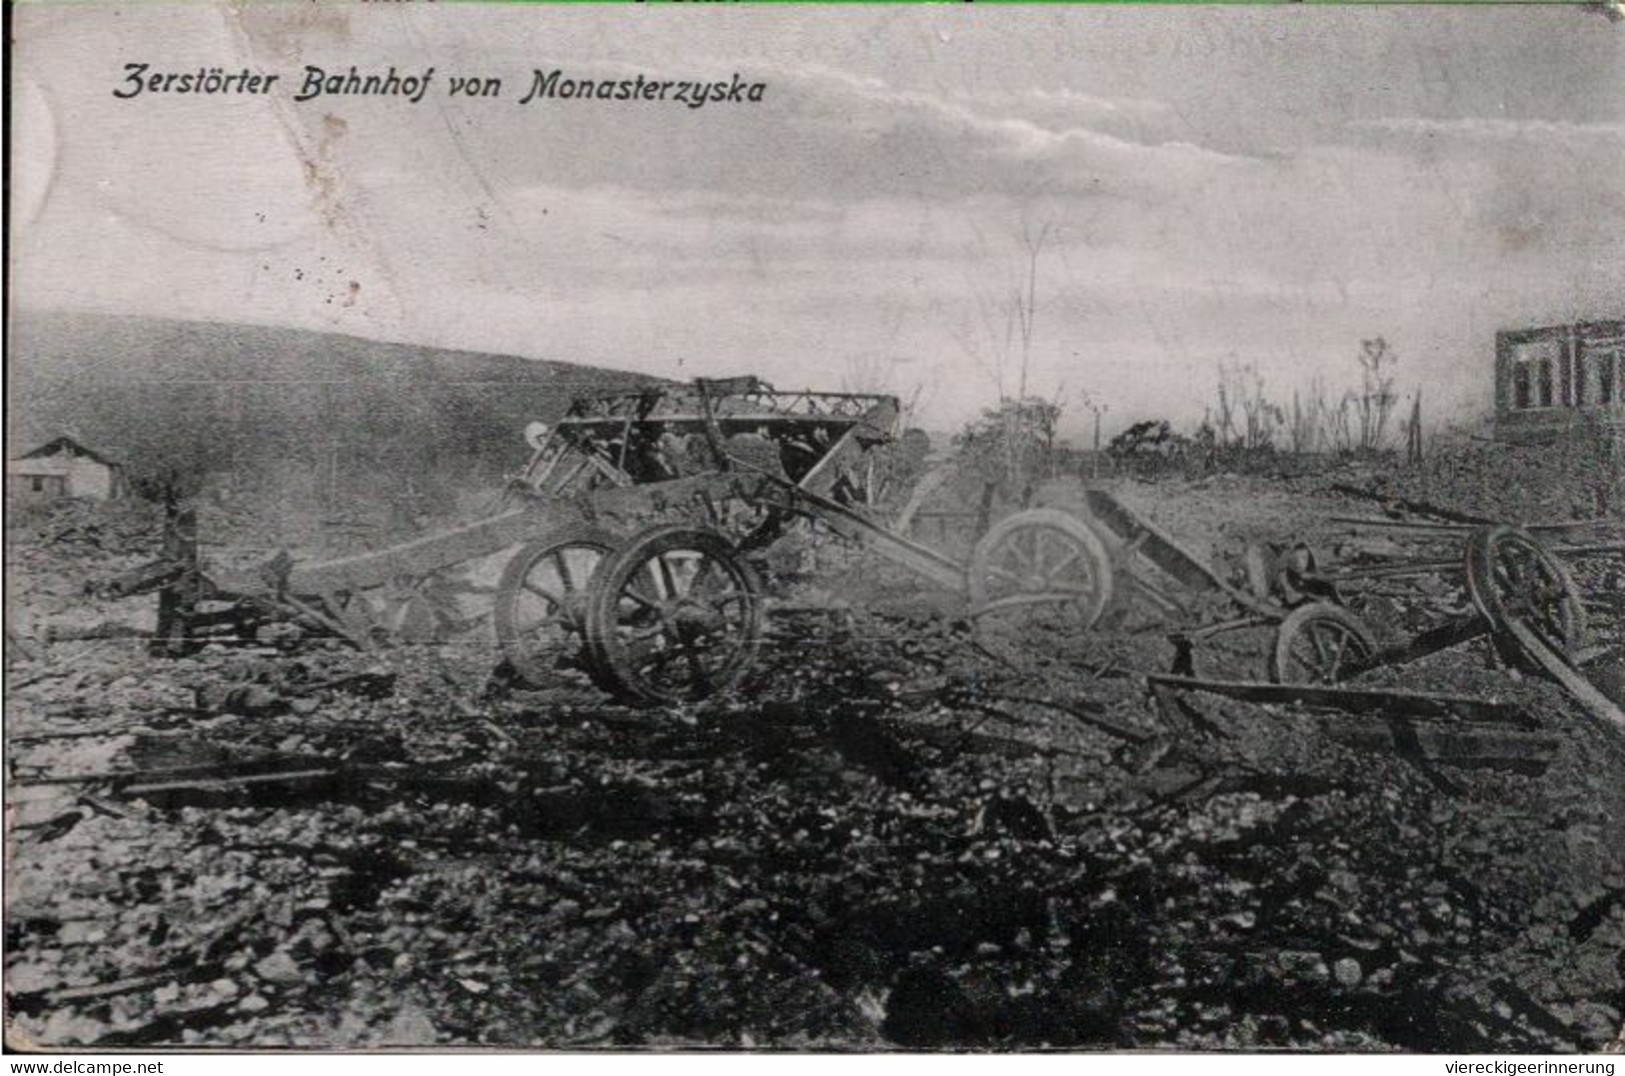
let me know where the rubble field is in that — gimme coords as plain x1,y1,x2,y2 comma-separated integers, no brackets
5,469,1624,1051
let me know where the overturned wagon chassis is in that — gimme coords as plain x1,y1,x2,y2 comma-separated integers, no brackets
106,377,948,704
102,377,1623,726
1041,491,1622,731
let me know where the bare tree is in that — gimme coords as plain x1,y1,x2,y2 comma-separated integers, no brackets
1215,360,1283,451
939,218,1070,502
1289,379,1336,456
1014,220,1054,403
942,220,1057,402
1351,337,1400,452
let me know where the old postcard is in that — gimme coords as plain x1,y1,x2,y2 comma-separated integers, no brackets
5,1,1623,1054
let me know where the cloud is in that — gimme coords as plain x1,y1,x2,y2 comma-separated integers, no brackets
266,55,1241,210
1352,117,1625,142
12,4,1622,434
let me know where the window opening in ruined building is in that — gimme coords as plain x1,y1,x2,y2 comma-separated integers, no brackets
1510,340,1560,410
1581,338,1621,407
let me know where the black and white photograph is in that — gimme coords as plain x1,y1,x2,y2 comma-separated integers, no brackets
5,1,1624,1054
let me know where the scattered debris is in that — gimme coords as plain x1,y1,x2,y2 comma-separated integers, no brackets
6,461,1621,1050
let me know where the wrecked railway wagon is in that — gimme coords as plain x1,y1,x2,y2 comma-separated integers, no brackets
99,377,1625,729
104,376,918,703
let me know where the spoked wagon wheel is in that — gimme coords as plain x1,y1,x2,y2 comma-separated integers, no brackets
494,524,619,688
1465,525,1587,662
583,525,765,706
1269,602,1378,685
967,508,1114,632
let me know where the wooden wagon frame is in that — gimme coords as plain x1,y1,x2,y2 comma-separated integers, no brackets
102,376,1618,716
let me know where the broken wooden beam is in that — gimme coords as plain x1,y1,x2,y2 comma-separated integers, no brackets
1124,571,1192,617
1533,519,1625,533
1494,614,1625,736
121,768,340,797
1326,485,1496,526
1145,673,1529,725
1332,516,1621,535
1083,489,1265,612
1148,676,1556,773
1331,516,1475,532
1320,720,1558,775
18,751,341,789
1340,614,1488,678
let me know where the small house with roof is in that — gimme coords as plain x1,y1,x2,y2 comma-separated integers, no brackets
6,436,129,502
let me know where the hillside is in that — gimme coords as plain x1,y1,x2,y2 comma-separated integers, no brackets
7,310,656,516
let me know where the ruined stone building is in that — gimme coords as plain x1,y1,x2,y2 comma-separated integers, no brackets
1495,319,1624,443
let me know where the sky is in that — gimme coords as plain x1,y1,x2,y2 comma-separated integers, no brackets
9,3,1624,437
